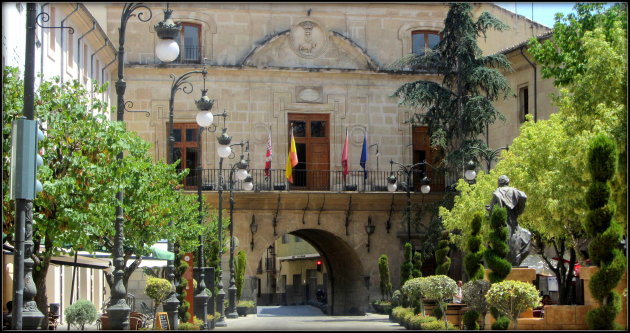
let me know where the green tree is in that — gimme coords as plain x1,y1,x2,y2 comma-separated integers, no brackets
391,3,512,177
145,277,172,328
441,3,627,306
400,243,414,286
378,254,393,300
418,275,458,330
485,280,540,330
527,3,627,87
235,250,247,301
434,230,451,275
2,68,202,315
585,134,625,330
528,2,627,226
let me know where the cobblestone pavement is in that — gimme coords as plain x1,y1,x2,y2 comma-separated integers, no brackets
215,305,406,331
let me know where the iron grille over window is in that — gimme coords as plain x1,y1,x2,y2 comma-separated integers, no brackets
175,22,201,63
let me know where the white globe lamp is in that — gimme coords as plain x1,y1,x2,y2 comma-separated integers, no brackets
196,111,214,128
155,38,180,63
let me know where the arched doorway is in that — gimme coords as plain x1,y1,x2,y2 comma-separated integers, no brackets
255,228,368,315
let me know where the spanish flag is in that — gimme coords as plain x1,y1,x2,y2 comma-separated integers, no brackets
285,127,298,183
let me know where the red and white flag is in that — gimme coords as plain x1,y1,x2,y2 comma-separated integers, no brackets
264,127,272,177
341,128,349,179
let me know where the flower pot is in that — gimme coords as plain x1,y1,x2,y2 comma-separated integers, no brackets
236,306,249,317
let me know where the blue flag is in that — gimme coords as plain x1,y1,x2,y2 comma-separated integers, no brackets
360,133,368,179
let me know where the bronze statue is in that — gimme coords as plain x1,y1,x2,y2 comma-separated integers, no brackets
487,175,531,266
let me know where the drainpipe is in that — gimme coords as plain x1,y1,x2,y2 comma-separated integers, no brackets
78,21,96,80
101,54,118,104
40,3,49,87
90,41,108,100
60,3,79,83
520,46,538,122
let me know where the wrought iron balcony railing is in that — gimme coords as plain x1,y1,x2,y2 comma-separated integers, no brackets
183,168,446,193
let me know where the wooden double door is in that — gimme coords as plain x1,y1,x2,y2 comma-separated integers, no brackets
288,113,330,190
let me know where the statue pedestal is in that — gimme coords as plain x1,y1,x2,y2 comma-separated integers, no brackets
484,267,536,283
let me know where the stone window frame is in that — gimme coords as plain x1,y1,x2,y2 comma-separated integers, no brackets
518,83,529,123
411,30,441,55
150,11,216,64
398,22,444,55
176,22,203,64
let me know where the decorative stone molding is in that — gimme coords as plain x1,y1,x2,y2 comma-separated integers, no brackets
289,17,329,59
296,86,323,103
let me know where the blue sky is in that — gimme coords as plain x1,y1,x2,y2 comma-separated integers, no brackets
495,2,613,28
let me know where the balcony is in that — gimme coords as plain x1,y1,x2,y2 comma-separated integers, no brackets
183,168,446,193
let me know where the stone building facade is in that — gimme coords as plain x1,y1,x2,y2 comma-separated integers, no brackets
93,2,557,315
2,2,117,326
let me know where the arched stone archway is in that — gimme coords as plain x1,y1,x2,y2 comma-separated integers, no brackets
289,229,367,316
254,228,368,316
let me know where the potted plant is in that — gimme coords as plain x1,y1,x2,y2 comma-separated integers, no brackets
236,300,256,317
145,277,172,328
64,299,98,330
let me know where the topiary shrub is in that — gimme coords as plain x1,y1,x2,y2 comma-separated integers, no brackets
64,299,98,330
484,207,511,283
463,309,480,330
435,230,451,275
418,275,457,330
462,280,490,330
485,280,540,330
174,248,191,323
464,212,485,281
585,134,625,330
391,290,402,307
491,316,510,330
412,250,423,278
401,277,425,315
432,305,443,320
145,277,172,328
235,250,247,301
421,318,457,330
484,206,512,327
400,243,414,286
378,254,393,301
408,313,438,330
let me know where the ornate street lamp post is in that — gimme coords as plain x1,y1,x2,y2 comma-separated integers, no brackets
388,160,432,243
226,143,253,318
108,3,180,330
464,146,509,184
214,118,232,327
163,62,219,329
193,103,225,330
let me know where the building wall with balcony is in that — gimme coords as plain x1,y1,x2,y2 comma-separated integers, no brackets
96,2,558,312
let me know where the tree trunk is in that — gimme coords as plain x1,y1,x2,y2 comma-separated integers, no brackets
33,254,50,329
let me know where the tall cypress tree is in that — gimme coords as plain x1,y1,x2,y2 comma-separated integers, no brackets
392,3,512,176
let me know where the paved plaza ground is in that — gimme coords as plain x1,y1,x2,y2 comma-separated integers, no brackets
215,305,405,331
55,305,404,331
